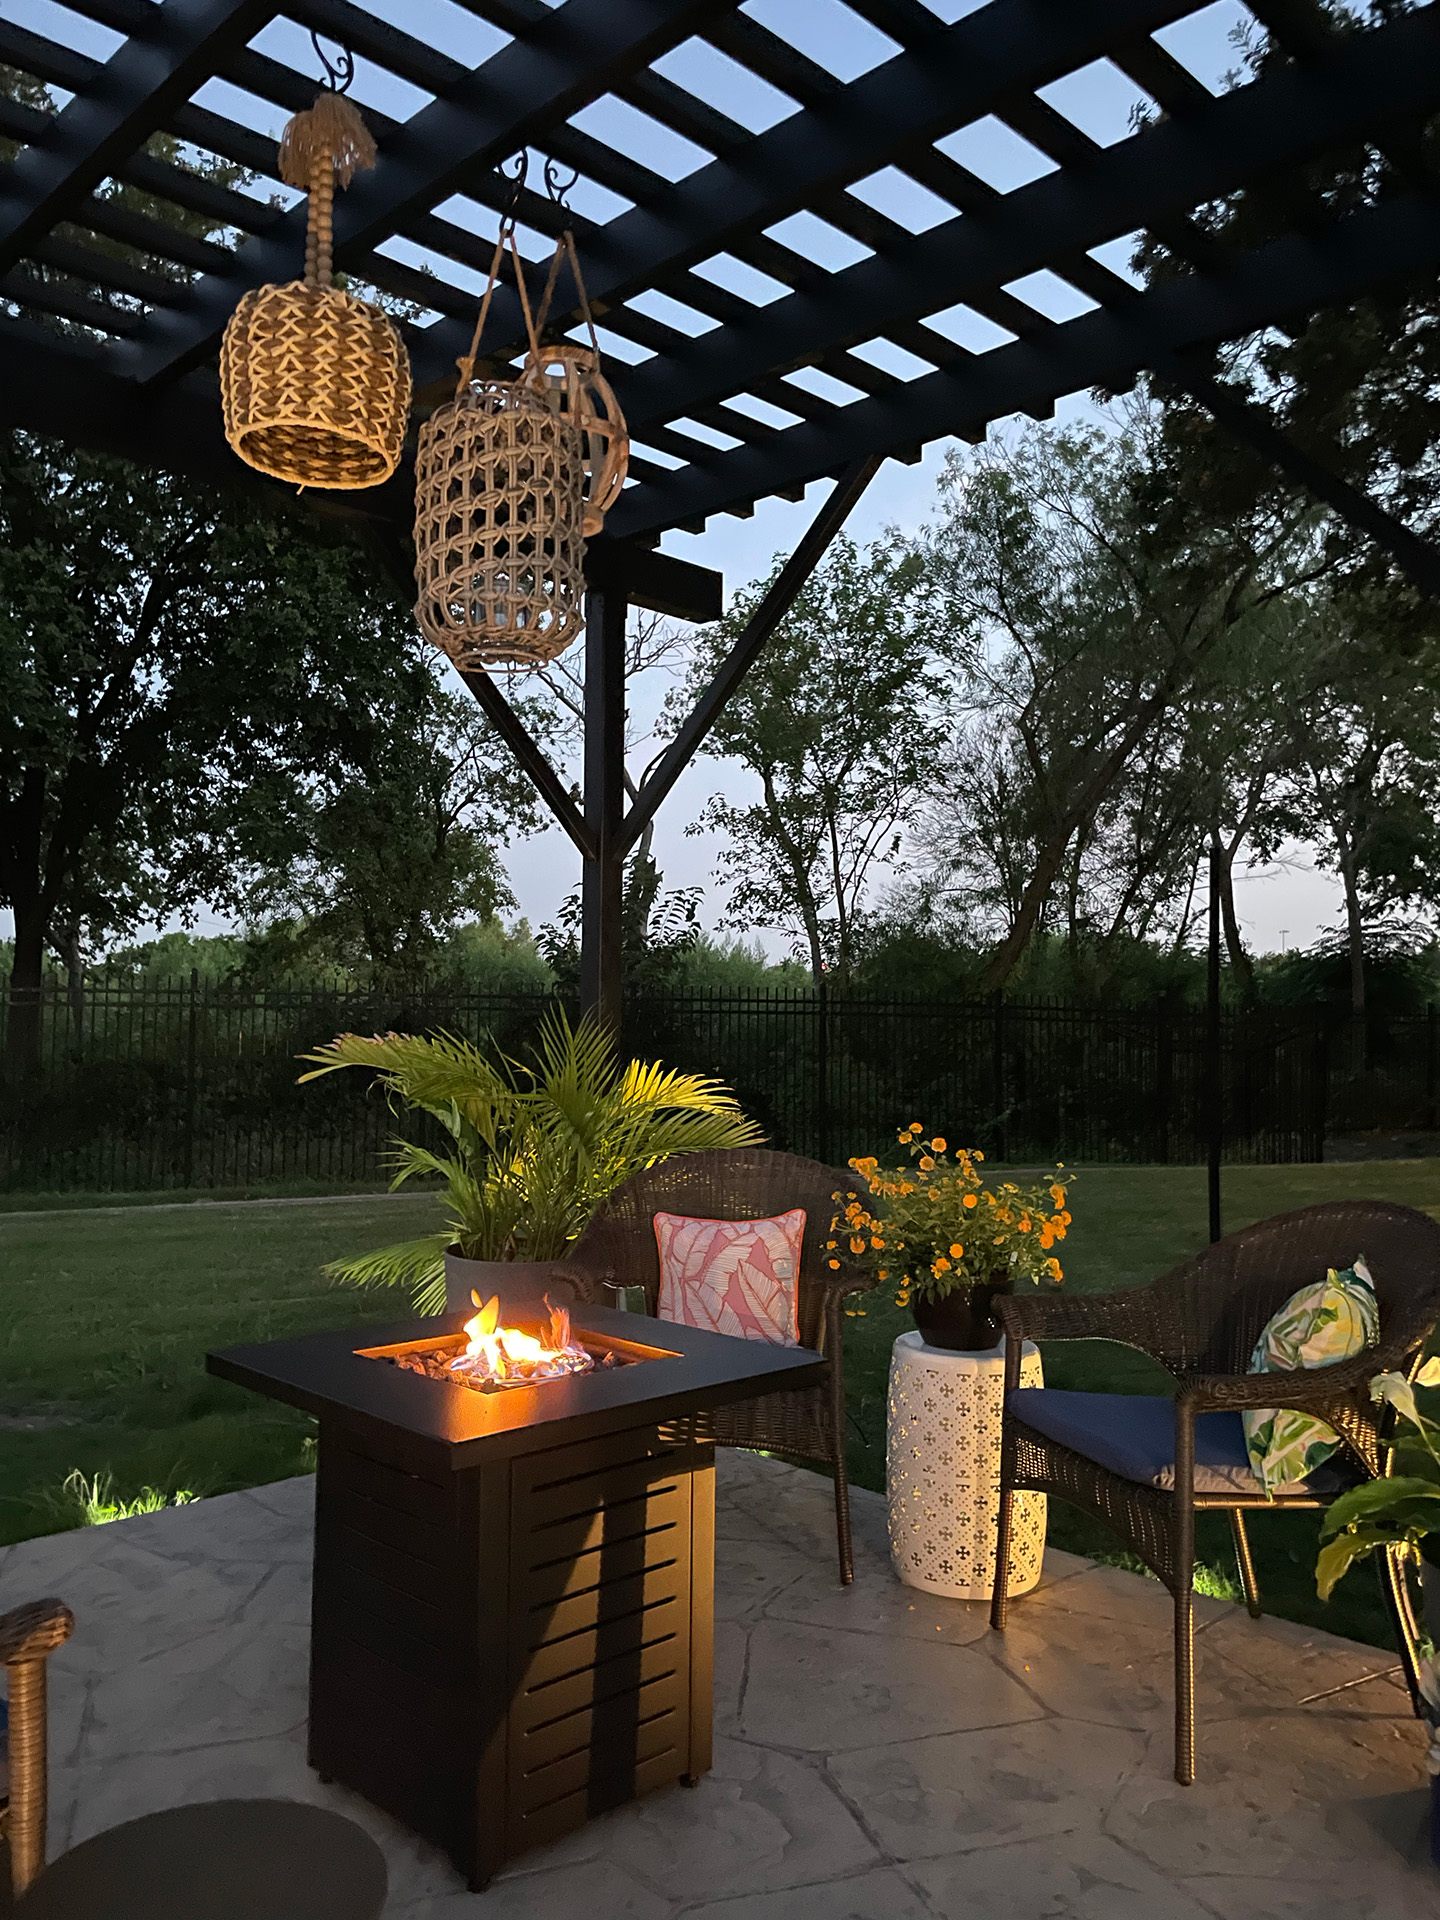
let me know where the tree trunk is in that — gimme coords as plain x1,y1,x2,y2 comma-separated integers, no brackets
3,766,49,1078
6,894,46,1077
1214,839,1256,1006
62,923,85,1044
1338,839,1367,1072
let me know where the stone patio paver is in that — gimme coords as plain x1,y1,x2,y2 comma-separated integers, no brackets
0,1452,1432,1918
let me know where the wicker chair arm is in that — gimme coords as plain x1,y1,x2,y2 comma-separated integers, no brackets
1180,1341,1412,1416
554,1257,612,1303
0,1599,73,1664
995,1288,1172,1353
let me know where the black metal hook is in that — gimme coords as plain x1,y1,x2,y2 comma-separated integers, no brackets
498,149,529,222
309,30,355,94
543,155,579,211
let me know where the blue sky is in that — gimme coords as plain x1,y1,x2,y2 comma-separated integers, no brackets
7,0,1342,953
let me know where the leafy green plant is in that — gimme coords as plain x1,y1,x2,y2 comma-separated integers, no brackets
833,1126,1072,1307
300,1009,764,1313
58,1470,198,1527
1315,1360,1440,1601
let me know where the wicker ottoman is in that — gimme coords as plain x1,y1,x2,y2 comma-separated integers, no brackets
886,1331,1046,1600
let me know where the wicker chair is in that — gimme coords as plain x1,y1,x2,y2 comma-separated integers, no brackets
563,1148,874,1583
989,1200,1440,1786
1,1599,74,1901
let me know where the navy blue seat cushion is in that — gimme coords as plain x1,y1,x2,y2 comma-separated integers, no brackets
1006,1388,1305,1497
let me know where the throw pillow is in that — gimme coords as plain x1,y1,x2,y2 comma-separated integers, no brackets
654,1209,805,1347
1242,1257,1379,1497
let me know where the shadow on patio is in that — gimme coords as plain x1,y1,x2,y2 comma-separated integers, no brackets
1,1452,1432,1919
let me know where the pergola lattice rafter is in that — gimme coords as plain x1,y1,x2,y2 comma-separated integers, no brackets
4,0,1440,1016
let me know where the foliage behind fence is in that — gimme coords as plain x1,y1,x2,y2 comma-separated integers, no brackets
0,974,1354,1193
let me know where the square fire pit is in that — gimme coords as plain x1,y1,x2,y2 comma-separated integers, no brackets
208,1305,825,1888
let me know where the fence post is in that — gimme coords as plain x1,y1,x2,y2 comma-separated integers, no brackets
991,990,1006,1163
1154,1001,1171,1165
183,967,198,1192
816,975,831,1164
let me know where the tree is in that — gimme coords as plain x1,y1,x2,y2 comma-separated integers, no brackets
672,533,952,984
0,433,464,1068
921,421,1320,992
235,668,553,985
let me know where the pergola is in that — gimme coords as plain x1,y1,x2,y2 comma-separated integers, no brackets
3,0,1440,1020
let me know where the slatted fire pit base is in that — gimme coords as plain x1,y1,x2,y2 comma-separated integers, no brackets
209,1306,824,1889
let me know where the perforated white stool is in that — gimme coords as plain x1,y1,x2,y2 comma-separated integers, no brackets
886,1330,1046,1600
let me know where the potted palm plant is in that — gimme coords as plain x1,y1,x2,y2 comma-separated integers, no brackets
830,1127,1072,1349
300,1010,763,1314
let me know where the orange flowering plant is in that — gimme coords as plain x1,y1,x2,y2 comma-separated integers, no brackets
827,1125,1073,1308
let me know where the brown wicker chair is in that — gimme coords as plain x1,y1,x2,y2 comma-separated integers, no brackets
989,1200,1440,1786
563,1148,874,1583
1,1599,74,1901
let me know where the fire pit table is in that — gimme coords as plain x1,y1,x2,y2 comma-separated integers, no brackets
208,1304,824,1890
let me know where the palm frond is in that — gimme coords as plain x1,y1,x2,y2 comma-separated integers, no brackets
324,1230,451,1314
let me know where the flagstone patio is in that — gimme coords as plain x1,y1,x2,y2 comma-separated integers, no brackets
0,1451,1433,1919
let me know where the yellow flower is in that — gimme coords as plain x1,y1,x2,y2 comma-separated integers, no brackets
932,1257,951,1275
949,1243,964,1258
871,1236,885,1250
974,1150,985,1161
1046,1257,1062,1281
826,1239,837,1250
850,1237,866,1255
1018,1216,1031,1233
931,1136,946,1151
828,1258,841,1270
963,1193,978,1209
919,1155,935,1171
1050,1184,1065,1205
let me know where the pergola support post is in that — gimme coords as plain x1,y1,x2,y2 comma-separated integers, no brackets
580,586,628,1027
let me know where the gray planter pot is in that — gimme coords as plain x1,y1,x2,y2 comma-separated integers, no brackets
441,1249,579,1321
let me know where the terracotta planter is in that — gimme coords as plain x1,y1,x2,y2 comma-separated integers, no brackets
911,1273,1013,1352
442,1250,579,1322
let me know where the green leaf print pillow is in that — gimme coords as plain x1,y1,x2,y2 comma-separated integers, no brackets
1242,1258,1379,1498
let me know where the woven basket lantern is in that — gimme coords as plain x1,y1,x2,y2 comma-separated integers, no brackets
412,220,619,672
413,379,586,669
220,91,410,489
521,342,628,537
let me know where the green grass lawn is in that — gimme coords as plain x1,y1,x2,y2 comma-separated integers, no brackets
3,1162,1437,1651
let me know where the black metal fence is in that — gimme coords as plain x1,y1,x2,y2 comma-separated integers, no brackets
0,975,1333,1194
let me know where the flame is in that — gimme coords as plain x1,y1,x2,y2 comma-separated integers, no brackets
450,1291,594,1390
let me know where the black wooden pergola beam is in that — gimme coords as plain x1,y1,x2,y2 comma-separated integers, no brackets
0,0,278,279
116,0,740,383
397,0,1205,388
607,191,1440,540
603,7,1440,452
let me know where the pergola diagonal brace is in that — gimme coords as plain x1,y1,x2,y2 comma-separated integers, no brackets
115,0,742,386
618,453,883,858
458,667,596,862
1162,355,1440,600
0,0,279,280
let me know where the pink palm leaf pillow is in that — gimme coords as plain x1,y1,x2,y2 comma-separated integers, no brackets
653,1209,805,1347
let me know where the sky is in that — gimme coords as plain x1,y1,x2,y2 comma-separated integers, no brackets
4,0,1349,956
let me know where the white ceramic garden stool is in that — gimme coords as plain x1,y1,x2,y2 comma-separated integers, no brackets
887,1331,1046,1600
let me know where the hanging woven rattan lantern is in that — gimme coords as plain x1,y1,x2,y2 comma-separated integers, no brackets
220,89,410,490
412,218,611,671
413,377,586,669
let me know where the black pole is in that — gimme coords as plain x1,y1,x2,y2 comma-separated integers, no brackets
580,586,627,1028
1207,837,1222,1244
